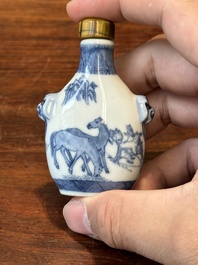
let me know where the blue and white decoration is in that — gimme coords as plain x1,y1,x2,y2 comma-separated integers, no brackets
62,75,98,106
50,116,142,194
77,43,116,75
37,39,154,195
50,117,144,174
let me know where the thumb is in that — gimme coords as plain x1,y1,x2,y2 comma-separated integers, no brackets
63,188,183,263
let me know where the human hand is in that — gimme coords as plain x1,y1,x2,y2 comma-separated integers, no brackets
67,0,198,67
64,1,198,264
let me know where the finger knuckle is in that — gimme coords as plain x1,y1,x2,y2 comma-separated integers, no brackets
95,192,125,249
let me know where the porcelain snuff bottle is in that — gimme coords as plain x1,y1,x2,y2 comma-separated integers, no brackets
37,18,154,196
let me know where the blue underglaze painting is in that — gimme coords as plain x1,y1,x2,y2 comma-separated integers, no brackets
109,125,144,171
37,41,155,194
78,44,116,75
63,75,98,106
50,117,144,179
54,177,135,193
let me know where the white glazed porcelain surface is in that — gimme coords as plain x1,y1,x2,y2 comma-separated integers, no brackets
38,39,154,196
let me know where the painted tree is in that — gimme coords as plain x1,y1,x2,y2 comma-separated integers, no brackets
63,75,97,105
109,125,144,171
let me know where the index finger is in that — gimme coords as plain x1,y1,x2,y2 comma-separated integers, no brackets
67,0,198,67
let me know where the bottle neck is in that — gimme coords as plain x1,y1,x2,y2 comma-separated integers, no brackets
77,39,116,75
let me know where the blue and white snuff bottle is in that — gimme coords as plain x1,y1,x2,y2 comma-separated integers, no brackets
37,18,154,196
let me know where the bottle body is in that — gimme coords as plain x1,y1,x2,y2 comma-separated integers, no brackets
38,39,154,196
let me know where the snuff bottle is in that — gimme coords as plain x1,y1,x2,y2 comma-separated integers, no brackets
37,18,154,196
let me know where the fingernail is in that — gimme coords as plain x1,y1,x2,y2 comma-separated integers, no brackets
63,198,96,237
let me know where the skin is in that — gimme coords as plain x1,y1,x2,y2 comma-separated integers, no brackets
63,1,198,264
